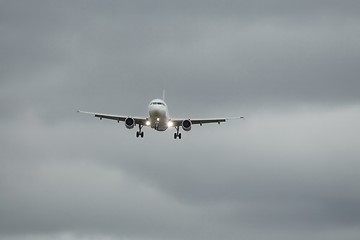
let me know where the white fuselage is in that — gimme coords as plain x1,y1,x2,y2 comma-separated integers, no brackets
148,99,170,131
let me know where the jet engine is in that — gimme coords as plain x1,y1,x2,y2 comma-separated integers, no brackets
125,117,136,129
182,119,192,131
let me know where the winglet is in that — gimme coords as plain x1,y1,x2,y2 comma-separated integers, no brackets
225,116,245,121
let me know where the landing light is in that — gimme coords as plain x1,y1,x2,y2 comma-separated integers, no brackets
146,120,151,126
167,121,174,127
157,118,160,121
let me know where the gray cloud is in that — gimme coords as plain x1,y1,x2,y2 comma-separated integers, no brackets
1,1,360,240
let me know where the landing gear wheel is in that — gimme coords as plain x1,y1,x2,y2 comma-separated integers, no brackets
174,126,182,139
136,131,144,138
136,124,144,138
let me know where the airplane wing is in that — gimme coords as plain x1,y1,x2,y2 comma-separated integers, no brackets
171,116,244,126
77,110,147,126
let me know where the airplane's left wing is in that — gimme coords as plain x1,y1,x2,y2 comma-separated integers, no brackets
77,110,147,126
171,116,244,126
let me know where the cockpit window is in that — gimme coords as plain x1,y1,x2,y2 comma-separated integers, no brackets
151,102,165,106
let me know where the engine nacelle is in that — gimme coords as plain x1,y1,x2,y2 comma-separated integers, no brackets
125,117,136,129
182,119,192,131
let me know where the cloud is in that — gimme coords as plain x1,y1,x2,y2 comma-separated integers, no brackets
1,1,360,240
1,104,360,240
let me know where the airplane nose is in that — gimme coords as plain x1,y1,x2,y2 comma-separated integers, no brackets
149,106,166,118
152,109,161,116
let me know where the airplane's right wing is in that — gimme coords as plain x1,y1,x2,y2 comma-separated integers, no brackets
77,110,147,126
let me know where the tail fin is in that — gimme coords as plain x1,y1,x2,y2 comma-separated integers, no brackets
162,89,166,101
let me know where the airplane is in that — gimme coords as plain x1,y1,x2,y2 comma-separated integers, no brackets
78,91,243,139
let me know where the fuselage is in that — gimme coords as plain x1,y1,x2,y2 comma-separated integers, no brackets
147,99,170,131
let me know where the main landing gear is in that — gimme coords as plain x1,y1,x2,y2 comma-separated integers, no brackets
174,126,182,139
136,125,144,138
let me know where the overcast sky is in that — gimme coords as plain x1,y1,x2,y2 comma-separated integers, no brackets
1,1,360,240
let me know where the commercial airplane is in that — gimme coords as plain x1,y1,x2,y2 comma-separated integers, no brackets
78,92,243,139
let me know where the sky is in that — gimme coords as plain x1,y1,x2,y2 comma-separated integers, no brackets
1,0,360,239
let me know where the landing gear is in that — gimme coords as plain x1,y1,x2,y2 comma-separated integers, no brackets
136,131,144,138
136,125,144,138
174,133,181,139
174,126,182,139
